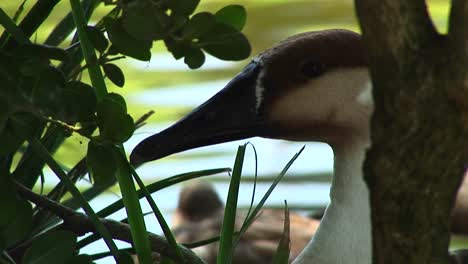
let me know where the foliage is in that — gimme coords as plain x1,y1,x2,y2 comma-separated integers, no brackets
0,0,252,263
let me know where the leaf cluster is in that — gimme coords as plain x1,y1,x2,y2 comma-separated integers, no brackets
103,0,250,68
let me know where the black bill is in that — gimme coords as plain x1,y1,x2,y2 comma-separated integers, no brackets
130,61,270,166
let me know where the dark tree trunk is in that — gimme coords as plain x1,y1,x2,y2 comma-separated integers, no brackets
354,0,468,263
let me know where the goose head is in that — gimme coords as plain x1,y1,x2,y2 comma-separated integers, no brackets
130,29,371,166
172,182,223,227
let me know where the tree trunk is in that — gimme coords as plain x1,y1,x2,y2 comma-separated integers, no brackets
354,0,468,263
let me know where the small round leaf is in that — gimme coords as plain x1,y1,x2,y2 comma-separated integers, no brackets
122,0,168,41
182,12,216,40
106,93,127,112
164,38,190,60
96,94,134,143
104,17,152,61
184,48,205,69
167,0,200,16
200,24,251,60
215,5,247,31
103,63,125,87
64,81,97,122
87,140,118,186
85,26,109,53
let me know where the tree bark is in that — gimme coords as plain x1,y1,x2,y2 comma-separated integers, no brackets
354,1,468,263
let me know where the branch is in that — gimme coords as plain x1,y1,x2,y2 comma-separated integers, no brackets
447,0,468,111
448,0,468,54
354,0,468,263
14,181,206,264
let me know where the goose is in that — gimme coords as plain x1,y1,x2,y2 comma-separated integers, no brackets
171,181,319,264
130,29,468,263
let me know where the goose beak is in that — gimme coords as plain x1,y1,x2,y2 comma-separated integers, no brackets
130,62,267,166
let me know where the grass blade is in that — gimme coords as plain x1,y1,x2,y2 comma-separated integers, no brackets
0,0,60,48
272,201,291,264
237,146,305,240
46,0,98,46
0,8,29,45
96,168,230,218
131,166,185,263
114,150,152,264
217,144,246,264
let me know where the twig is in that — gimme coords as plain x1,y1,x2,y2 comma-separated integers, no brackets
13,181,206,264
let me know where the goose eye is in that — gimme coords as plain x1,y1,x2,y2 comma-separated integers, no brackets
301,61,325,78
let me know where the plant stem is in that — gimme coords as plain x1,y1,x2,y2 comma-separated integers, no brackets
69,1,153,263
113,149,153,264
69,0,107,99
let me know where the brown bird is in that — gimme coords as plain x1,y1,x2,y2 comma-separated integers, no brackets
131,29,468,263
171,181,319,264
453,170,468,234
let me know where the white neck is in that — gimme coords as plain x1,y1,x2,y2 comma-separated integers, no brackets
293,137,371,264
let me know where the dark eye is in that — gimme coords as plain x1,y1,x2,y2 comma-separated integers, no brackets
300,61,325,78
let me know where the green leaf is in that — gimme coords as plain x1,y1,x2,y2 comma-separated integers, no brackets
23,230,77,264
103,63,125,87
64,81,97,122
184,48,205,69
87,140,117,187
9,111,41,140
122,0,168,41
167,0,200,16
0,122,24,157
0,198,33,250
160,256,176,264
164,38,190,60
0,198,16,229
199,24,251,60
33,65,67,116
182,12,216,40
215,5,246,31
114,114,135,143
104,17,152,61
85,26,108,53
14,44,69,61
106,93,127,113
96,94,134,142
171,15,188,32
0,97,8,131
66,254,93,264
